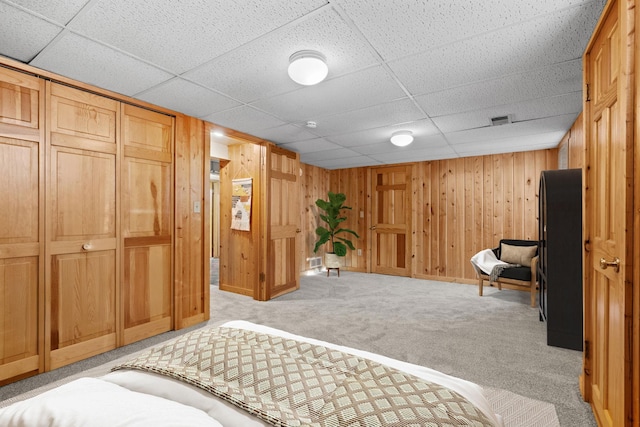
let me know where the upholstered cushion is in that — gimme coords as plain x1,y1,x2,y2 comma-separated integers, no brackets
500,243,537,267
498,266,532,281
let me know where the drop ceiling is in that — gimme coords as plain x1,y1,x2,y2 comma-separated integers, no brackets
0,0,606,169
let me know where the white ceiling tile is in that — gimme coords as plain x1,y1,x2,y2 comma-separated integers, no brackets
389,3,603,95
313,99,426,136
67,0,328,73
250,66,406,123
300,147,362,162
327,119,440,147
184,7,379,103
281,138,343,153
353,134,448,155
136,78,241,118
432,94,582,133
444,114,578,146
0,3,62,62
252,125,319,144
453,130,567,156
334,0,604,61
368,145,458,164
10,0,90,24
202,106,287,134
416,60,582,117
308,155,382,170
30,32,172,96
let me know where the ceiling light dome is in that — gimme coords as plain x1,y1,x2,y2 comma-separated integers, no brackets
390,130,413,147
288,50,328,86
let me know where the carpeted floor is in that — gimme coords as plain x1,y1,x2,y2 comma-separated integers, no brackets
1,264,595,426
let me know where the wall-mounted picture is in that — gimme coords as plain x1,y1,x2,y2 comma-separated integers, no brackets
231,178,252,231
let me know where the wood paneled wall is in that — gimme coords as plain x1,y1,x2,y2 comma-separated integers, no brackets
219,142,265,297
414,150,556,282
174,115,209,329
558,112,584,170
299,149,558,283
329,168,369,272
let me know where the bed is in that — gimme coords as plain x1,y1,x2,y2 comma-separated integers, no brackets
0,320,503,426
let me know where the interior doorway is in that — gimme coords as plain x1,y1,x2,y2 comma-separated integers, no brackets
210,159,220,286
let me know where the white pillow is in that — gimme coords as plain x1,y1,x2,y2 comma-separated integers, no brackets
0,377,223,427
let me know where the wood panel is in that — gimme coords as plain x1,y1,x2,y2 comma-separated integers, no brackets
300,150,557,282
300,164,330,272
0,257,39,381
121,105,173,344
122,103,172,162
0,67,41,142
0,67,44,384
219,142,265,297
49,251,116,369
328,167,367,272
263,145,299,300
370,165,412,276
46,82,118,370
583,1,634,424
174,116,209,329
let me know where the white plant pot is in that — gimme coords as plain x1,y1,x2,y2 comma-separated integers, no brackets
324,252,342,269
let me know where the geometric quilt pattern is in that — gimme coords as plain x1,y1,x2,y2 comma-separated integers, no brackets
114,327,495,426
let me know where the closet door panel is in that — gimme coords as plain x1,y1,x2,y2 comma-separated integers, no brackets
122,158,171,237
49,251,116,369
0,68,44,383
50,147,116,240
0,257,39,377
46,82,118,370
121,105,173,345
0,138,39,243
0,69,40,140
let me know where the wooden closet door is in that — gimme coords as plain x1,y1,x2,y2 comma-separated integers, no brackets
370,165,412,276
121,104,173,345
262,145,299,300
0,68,44,382
583,0,634,425
46,83,118,370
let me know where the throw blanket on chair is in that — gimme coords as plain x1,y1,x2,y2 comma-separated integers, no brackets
113,326,496,427
489,263,520,283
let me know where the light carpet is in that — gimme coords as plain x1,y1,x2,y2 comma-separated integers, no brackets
2,268,592,426
0,324,559,427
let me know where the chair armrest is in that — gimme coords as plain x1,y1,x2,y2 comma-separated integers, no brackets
530,255,539,277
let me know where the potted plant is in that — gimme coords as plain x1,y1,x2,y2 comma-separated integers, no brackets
313,191,360,268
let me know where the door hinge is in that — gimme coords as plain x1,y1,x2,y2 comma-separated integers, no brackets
259,272,265,282
585,83,590,102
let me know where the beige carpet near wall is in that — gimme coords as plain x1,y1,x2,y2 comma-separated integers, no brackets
1,267,594,426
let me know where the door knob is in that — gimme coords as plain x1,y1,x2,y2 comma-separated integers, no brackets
599,257,620,273
82,243,92,251
369,226,376,230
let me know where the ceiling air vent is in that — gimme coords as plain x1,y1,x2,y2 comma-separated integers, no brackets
490,115,512,126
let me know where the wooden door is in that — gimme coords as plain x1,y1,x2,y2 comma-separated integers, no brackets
121,104,173,345
261,145,299,300
370,165,412,276
0,68,45,382
46,83,118,370
583,1,634,425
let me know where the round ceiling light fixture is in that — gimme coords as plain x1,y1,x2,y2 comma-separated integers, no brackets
288,50,328,86
390,130,414,147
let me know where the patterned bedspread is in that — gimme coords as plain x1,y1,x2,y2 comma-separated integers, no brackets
113,326,495,426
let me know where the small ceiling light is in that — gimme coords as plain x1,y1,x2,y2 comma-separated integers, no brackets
288,50,328,86
306,120,317,128
390,130,413,147
212,130,225,138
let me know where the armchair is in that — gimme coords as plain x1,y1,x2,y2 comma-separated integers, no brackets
471,239,539,307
